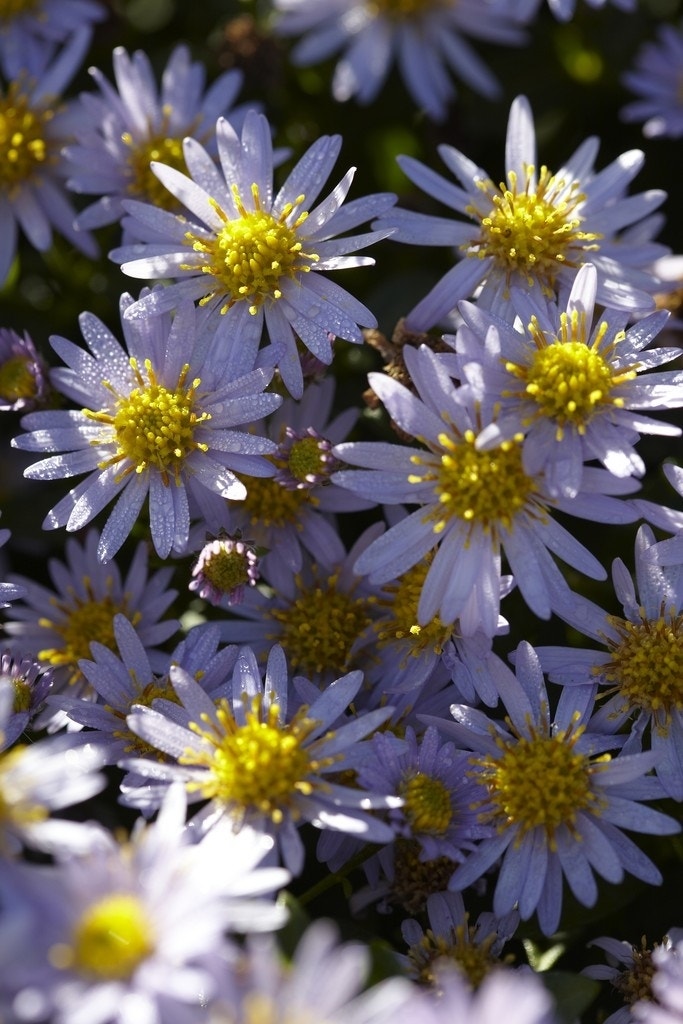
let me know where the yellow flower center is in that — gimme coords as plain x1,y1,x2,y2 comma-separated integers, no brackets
180,696,335,823
371,0,438,16
613,938,657,1006
287,436,327,483
503,313,635,438
409,430,537,536
0,0,40,18
11,677,32,713
400,771,453,835
600,611,683,726
0,746,48,829
392,837,457,914
202,547,252,594
123,129,188,209
0,82,54,191
38,581,134,685
466,165,601,292
475,717,604,842
409,923,501,989
0,354,38,401
84,358,210,485
185,183,319,315
267,572,374,677
242,473,313,529
375,555,454,657
50,894,155,980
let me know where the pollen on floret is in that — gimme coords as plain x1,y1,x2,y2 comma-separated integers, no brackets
190,535,261,607
0,81,55,192
600,610,683,728
465,165,602,292
375,554,454,658
267,571,374,678
123,120,190,210
84,359,210,485
407,920,503,990
179,695,337,823
183,183,319,314
400,771,453,835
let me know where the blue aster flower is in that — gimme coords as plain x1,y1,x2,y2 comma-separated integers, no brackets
332,341,639,636
535,524,683,802
271,0,527,122
375,94,671,327
110,110,396,397
429,642,680,937
3,529,179,712
0,0,105,79
12,295,282,561
65,43,249,235
121,643,399,875
0,327,51,412
0,650,52,749
583,933,677,1024
0,29,98,285
454,262,681,499
621,20,683,140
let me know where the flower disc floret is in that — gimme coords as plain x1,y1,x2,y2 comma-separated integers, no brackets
242,472,312,528
400,772,453,835
408,925,499,989
53,894,155,980
188,184,319,316
468,166,601,291
376,556,454,657
601,612,683,721
181,697,334,823
39,592,125,679
477,720,601,839
268,573,374,677
86,358,210,484
414,430,534,535
0,83,53,189
124,130,188,209
0,355,39,402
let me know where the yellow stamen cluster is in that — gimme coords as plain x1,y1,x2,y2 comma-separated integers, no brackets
242,472,313,528
38,578,135,685
0,0,40,18
503,313,635,439
268,572,374,677
600,610,683,727
0,354,38,402
180,695,335,823
400,771,453,835
85,359,209,485
467,166,601,292
50,894,155,980
408,921,501,989
185,183,319,315
0,82,54,191
287,435,328,484
475,715,604,842
410,430,536,536
123,126,188,209
372,0,437,16
375,555,454,657
613,937,658,1006
201,545,252,594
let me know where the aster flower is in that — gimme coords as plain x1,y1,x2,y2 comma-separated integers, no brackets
189,531,261,607
0,650,53,749
271,0,527,123
455,262,681,499
111,109,396,397
0,327,51,412
0,29,98,285
122,643,399,875
51,614,240,765
206,375,375,581
352,726,492,914
0,0,105,79
0,682,106,856
376,94,670,328
332,342,639,637
400,890,519,990
0,785,289,1024
584,934,676,1024
426,966,559,1024
12,296,282,561
217,525,384,685
621,20,683,140
633,933,683,1024
212,919,421,1024
428,642,680,937
65,43,249,234
3,529,179,709
535,524,683,802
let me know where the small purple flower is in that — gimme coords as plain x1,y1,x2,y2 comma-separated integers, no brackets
0,650,52,749
0,328,51,412
621,19,683,139
190,532,261,607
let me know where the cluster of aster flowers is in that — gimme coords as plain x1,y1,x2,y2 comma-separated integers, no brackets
0,0,682,1021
